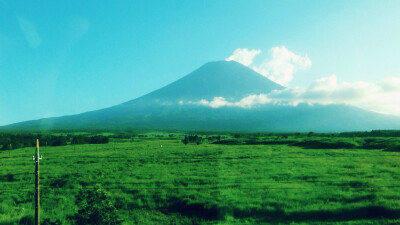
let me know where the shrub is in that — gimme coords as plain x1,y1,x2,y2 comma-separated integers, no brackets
362,138,398,149
182,135,203,145
87,135,109,144
212,139,241,145
384,145,400,152
70,185,122,225
18,215,34,225
0,173,15,182
51,136,68,146
42,218,62,225
291,139,359,149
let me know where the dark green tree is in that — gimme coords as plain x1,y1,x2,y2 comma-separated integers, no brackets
182,136,189,145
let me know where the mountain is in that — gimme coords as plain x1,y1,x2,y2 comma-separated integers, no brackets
131,61,283,102
2,61,400,132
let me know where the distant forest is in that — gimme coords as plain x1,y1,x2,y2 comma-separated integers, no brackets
0,133,109,150
1,130,399,151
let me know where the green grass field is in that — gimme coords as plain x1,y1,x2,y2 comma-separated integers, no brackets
1,133,400,224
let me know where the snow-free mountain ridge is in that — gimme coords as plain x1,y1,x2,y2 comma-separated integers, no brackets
124,61,283,105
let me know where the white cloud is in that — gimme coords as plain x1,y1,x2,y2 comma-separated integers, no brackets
191,75,400,117
235,94,271,107
199,97,231,108
225,48,261,66
267,75,400,116
220,46,399,116
309,74,338,92
198,94,272,108
379,77,400,92
17,17,42,48
252,46,312,86
226,46,312,86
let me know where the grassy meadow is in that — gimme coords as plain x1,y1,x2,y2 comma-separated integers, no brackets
1,132,400,224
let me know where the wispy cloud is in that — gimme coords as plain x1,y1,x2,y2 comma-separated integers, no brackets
17,17,42,48
225,48,261,66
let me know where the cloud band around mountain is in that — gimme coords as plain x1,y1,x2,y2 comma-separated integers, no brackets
193,75,400,117
223,46,400,117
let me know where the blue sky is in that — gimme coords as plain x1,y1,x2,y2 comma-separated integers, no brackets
1,0,400,125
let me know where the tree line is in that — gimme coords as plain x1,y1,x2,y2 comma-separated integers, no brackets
0,133,109,150
181,135,222,145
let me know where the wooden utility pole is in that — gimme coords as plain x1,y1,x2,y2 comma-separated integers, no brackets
33,139,42,225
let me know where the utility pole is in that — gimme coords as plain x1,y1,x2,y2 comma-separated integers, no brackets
32,139,42,225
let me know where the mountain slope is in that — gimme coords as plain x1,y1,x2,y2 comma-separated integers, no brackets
124,60,284,105
4,103,400,132
2,61,400,132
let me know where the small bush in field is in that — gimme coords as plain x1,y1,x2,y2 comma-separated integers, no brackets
71,185,122,225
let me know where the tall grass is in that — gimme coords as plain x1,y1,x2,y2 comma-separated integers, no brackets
0,133,399,224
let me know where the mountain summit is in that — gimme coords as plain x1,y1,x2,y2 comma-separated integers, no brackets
126,60,283,105
2,61,400,132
